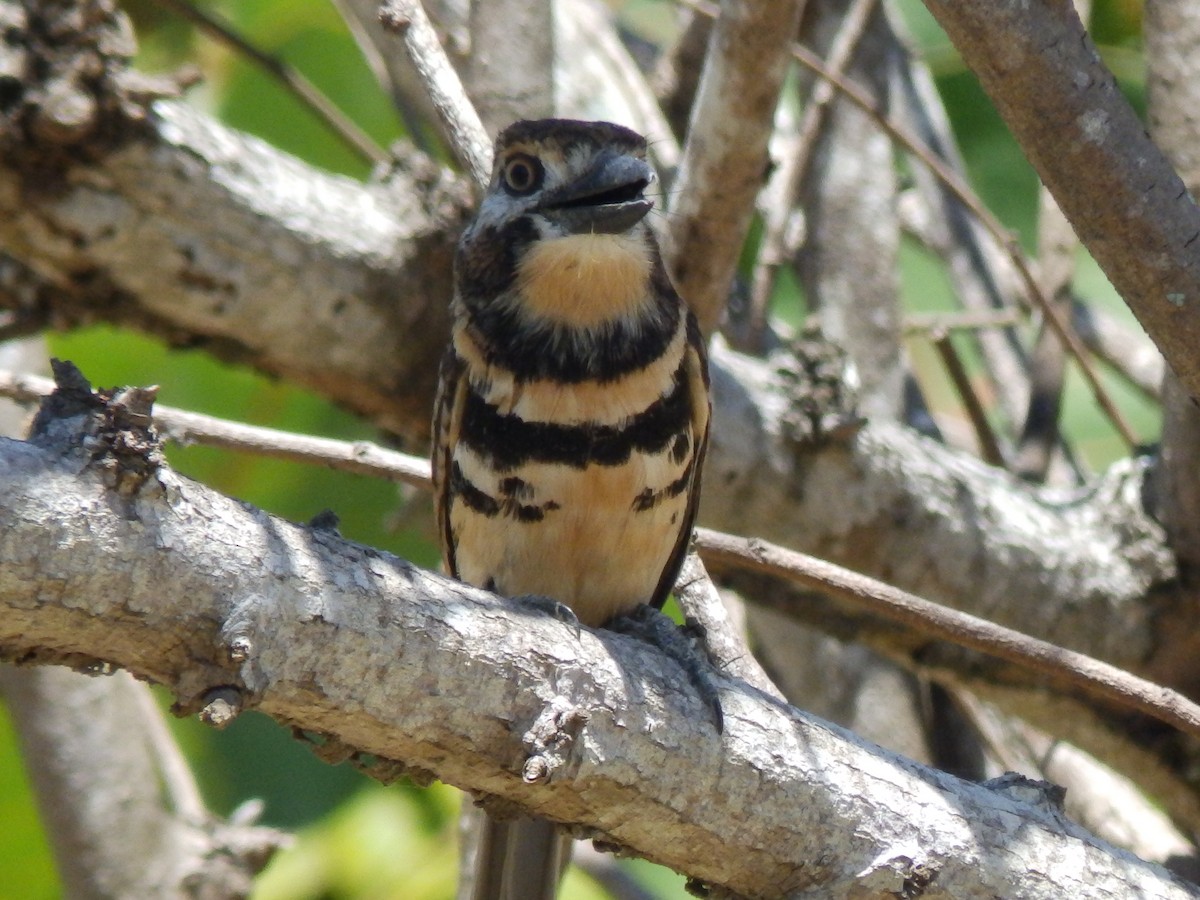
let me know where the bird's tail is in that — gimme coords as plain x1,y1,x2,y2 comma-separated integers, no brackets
465,812,572,900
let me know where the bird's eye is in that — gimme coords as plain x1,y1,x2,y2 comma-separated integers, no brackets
501,154,543,195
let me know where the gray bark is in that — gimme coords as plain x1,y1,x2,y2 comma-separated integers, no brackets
0,418,1193,899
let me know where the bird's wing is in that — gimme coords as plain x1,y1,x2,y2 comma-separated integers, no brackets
432,341,469,578
650,314,710,609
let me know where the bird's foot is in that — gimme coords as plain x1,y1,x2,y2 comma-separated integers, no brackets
608,605,724,734
512,593,582,638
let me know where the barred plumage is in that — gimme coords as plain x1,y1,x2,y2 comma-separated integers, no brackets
431,118,710,900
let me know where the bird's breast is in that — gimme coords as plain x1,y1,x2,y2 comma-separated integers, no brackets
446,307,699,626
515,233,654,328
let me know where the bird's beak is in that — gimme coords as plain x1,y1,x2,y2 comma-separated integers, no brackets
540,152,655,235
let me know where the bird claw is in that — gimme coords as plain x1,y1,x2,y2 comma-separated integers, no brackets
513,593,583,638
608,605,724,734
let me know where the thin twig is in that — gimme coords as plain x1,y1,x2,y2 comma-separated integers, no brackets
902,309,1024,335
779,40,1138,450
151,0,388,166
379,0,493,191
746,0,879,351
680,0,1136,450
931,329,1006,466
0,367,1192,743
0,370,432,489
693,527,1200,743
1072,301,1163,401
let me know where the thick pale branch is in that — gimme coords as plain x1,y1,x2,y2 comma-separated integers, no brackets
793,0,904,420
3,365,1195,831
0,431,1194,899
0,100,469,441
463,0,553,133
702,340,1174,670
0,361,1173,681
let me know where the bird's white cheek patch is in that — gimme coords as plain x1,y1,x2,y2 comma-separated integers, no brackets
516,233,653,328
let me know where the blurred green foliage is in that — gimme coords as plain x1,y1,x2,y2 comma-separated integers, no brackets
0,1,1158,898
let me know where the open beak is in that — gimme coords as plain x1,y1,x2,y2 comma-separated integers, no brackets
540,152,655,235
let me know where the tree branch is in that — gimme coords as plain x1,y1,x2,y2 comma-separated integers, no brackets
379,0,493,189
664,0,806,335
696,528,1200,741
463,0,553,133
0,666,285,898
1,401,1195,899
0,92,1175,674
702,340,1173,670
0,99,469,441
0,362,1172,691
921,0,1200,407
5,364,1196,830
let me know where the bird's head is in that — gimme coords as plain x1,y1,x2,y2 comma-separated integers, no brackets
471,118,656,241
455,119,665,332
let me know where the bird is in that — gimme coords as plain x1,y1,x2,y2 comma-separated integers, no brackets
432,117,710,900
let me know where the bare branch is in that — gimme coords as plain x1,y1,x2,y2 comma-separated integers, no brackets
903,309,1024,335
695,528,1200,742
1073,301,1163,400
0,99,469,442
2,367,1186,748
665,0,807,335
0,666,285,897
464,0,553,132
931,329,1005,466
331,0,456,149
956,693,1197,871
151,0,387,166
0,331,1171,677
380,0,493,189
702,341,1173,670
794,0,905,420
921,0,1200,408
0,367,433,489
1,419,1195,898
674,553,783,701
